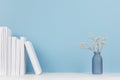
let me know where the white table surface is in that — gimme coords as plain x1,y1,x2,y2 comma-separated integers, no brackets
0,73,120,80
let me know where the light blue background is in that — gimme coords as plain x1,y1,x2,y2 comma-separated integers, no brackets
0,0,120,73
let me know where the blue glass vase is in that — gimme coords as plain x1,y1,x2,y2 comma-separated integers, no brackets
92,51,103,74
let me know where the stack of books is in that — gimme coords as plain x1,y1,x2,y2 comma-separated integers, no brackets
0,27,42,76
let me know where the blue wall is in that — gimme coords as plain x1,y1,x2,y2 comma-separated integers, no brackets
0,0,120,73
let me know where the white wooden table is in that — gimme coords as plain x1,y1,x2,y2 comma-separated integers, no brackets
0,73,120,80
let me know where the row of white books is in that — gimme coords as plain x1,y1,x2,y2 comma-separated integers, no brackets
0,27,42,76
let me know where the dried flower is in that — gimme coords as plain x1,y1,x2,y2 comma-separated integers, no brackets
79,35,107,53
79,42,87,48
101,38,107,45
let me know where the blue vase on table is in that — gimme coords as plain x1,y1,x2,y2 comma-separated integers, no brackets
92,51,103,74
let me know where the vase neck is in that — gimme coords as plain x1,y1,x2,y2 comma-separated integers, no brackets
94,52,100,55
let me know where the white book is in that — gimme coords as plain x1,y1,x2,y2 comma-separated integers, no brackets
25,41,42,75
2,27,9,75
20,37,26,75
7,36,12,75
4,28,7,75
0,27,4,75
11,37,17,76
16,38,20,76
0,27,11,76
5,27,11,75
2,28,5,75
0,28,2,75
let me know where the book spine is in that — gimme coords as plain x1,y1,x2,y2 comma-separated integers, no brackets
1,28,4,75
0,28,2,75
5,27,11,75
16,38,20,76
4,28,6,75
25,41,42,75
20,37,26,75
3,28,6,75
8,36,12,75
11,37,17,76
